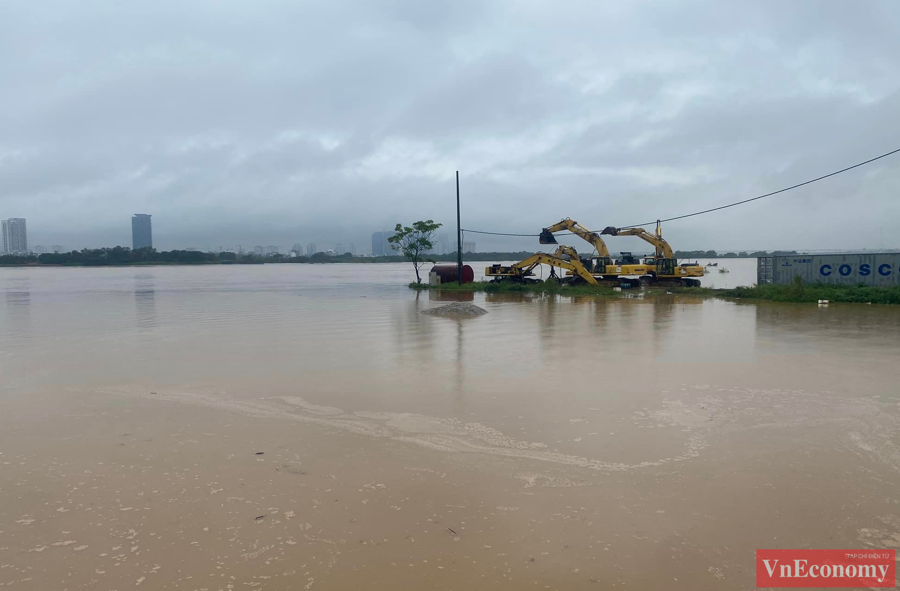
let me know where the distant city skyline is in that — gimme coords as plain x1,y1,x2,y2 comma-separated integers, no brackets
3,212,896,258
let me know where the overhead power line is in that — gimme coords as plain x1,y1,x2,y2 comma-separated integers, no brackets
462,146,900,236
620,146,900,228
460,229,582,238
459,229,539,237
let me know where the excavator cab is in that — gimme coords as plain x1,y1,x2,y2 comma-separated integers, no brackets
538,229,558,245
655,258,676,276
591,256,612,274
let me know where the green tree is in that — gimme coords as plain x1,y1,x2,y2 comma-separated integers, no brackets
388,220,442,284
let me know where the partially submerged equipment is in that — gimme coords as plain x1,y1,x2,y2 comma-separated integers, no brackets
486,244,605,286
485,218,703,287
600,222,703,287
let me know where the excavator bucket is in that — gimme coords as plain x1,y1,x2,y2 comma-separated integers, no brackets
600,226,619,236
538,229,558,244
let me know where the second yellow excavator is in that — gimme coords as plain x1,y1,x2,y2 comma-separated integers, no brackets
538,218,647,282
601,222,703,287
538,218,613,271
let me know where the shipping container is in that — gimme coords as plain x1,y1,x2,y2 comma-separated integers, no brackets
761,253,900,287
757,257,775,285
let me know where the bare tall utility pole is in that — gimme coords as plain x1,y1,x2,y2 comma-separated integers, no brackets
456,171,462,285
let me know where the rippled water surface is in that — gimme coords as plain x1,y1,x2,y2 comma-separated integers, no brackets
1,263,898,590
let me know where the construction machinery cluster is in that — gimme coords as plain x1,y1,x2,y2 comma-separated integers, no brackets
486,219,703,287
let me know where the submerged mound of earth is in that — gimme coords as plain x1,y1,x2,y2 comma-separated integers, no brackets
421,302,488,318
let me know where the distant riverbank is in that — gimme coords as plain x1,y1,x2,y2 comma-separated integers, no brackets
2,247,805,268
0,249,541,267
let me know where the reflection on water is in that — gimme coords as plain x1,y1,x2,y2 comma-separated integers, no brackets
4,276,30,307
413,290,470,398
134,273,156,330
3,277,31,345
5,290,30,306
428,288,474,302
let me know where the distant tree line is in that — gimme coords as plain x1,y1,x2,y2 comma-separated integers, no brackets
0,246,791,267
0,247,542,266
674,250,798,259
0,247,224,266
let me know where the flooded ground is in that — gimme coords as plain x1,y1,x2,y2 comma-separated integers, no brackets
1,263,899,590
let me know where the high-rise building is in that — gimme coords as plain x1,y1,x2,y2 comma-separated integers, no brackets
33,245,46,254
254,246,264,255
291,243,304,255
307,243,317,256
349,243,355,257
463,241,476,254
336,243,343,255
431,233,450,255
2,218,28,254
132,214,152,250
51,245,64,254
371,231,396,256
266,245,279,255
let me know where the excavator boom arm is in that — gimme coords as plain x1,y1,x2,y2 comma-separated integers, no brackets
511,246,599,285
540,219,611,258
601,225,674,260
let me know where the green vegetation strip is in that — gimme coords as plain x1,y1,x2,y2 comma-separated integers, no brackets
412,279,900,304
718,281,900,305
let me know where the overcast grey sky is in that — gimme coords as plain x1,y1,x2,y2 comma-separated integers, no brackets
2,0,899,253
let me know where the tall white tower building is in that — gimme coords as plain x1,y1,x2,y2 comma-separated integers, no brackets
2,218,27,254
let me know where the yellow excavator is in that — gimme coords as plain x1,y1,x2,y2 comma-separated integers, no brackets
538,219,613,272
485,244,600,285
601,222,703,287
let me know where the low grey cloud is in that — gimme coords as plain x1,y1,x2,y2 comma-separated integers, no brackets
1,0,898,253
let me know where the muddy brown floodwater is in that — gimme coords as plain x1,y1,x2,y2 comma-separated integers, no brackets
1,264,899,590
